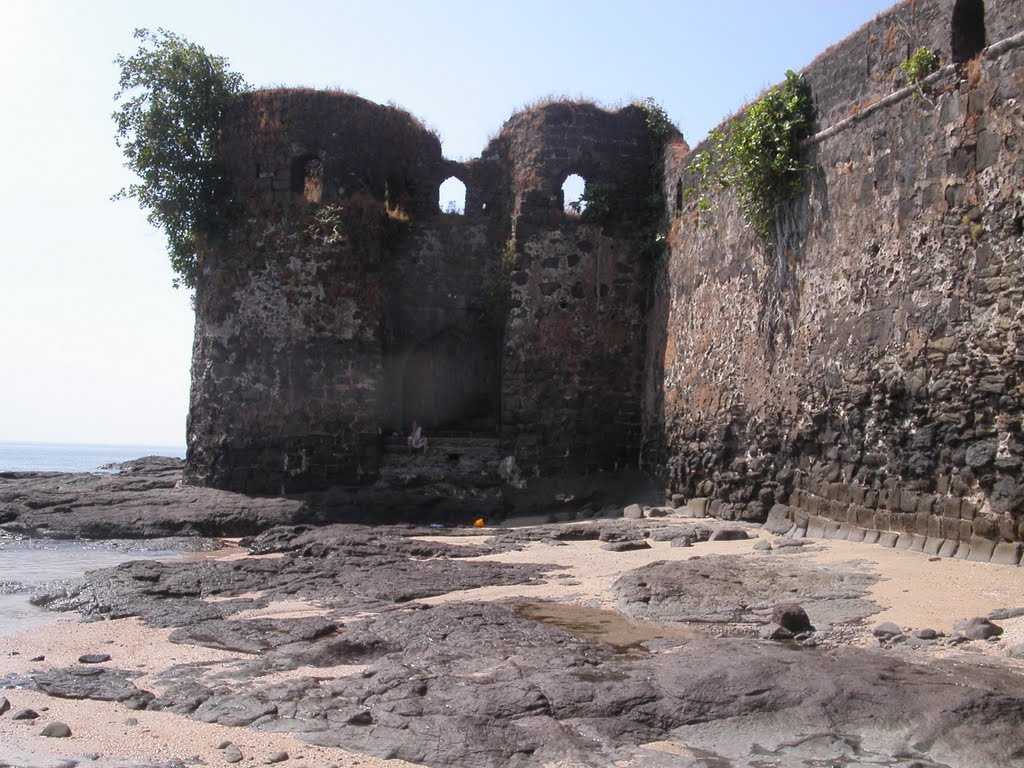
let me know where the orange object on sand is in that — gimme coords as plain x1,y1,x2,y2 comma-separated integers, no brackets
473,517,486,528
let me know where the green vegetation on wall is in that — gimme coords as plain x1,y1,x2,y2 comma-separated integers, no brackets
691,70,814,245
568,183,615,222
635,97,675,144
113,28,247,288
901,46,940,85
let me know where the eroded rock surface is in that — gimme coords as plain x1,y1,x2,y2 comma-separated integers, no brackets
613,555,878,628
0,458,309,539
28,601,1024,768
9,488,1024,768
32,532,551,624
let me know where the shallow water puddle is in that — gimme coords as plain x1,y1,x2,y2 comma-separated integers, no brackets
512,601,699,652
0,537,189,636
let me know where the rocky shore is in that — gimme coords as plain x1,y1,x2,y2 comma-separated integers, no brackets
3,460,1024,767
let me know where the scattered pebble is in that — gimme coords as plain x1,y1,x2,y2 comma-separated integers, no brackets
622,504,643,520
264,752,289,764
0,695,9,715
41,722,72,738
12,708,40,720
30,655,45,662
872,622,902,639
709,528,749,541
953,617,1004,640
758,624,794,641
78,653,112,664
601,539,650,552
224,744,243,764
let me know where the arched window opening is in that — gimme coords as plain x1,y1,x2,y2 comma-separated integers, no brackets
562,173,586,215
439,176,466,215
951,0,985,63
290,155,323,203
674,180,683,213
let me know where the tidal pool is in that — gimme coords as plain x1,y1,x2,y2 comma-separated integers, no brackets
0,535,204,636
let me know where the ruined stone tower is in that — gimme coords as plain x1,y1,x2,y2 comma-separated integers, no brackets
185,93,664,500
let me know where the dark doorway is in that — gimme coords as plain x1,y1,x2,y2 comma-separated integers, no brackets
401,326,500,433
951,0,985,63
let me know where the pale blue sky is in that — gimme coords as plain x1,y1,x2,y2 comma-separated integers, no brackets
1,0,893,446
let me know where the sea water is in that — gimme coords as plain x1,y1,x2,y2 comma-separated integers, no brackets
0,442,188,636
0,441,185,473
0,537,189,636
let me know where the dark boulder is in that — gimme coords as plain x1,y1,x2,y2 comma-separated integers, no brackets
40,722,72,738
954,617,1004,640
770,603,813,634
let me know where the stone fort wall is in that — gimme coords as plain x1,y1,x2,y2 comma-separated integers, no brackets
185,92,659,494
644,0,1024,551
186,0,1024,553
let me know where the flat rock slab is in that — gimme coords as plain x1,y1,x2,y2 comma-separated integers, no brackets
954,617,1004,640
77,653,111,664
708,528,749,541
613,554,877,627
33,533,554,625
601,539,651,552
33,667,154,709
489,519,698,550
169,617,337,654
0,457,309,539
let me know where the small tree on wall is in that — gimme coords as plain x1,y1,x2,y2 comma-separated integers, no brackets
691,71,814,246
113,28,247,288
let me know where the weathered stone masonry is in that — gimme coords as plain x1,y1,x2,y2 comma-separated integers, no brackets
644,0,1024,551
185,93,659,495
186,0,1024,553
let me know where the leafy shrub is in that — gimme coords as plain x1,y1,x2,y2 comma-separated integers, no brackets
635,97,675,144
901,46,940,84
568,183,614,221
113,28,247,288
691,70,814,244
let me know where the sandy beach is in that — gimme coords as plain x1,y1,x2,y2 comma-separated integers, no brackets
4,517,1024,767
